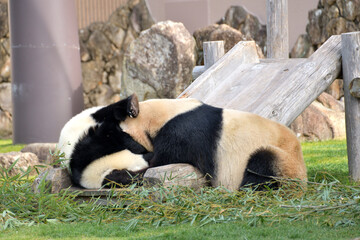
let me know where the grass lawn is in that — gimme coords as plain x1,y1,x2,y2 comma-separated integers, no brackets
0,139,359,239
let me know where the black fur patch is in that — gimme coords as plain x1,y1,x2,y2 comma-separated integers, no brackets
70,120,148,188
148,104,223,179
102,168,147,188
240,148,279,189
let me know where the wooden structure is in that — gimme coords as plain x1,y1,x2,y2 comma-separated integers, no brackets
341,32,360,182
181,0,359,182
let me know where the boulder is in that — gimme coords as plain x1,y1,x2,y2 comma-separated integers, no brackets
0,152,40,177
220,5,267,53
144,163,207,189
325,79,344,100
193,24,264,65
290,104,334,141
290,93,346,141
290,34,315,58
21,143,58,165
32,167,72,193
122,20,196,101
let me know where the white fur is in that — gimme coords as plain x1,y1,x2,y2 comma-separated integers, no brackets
58,106,102,163
80,150,149,188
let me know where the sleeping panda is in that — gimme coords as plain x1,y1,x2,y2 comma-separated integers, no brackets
112,94,307,191
58,97,152,189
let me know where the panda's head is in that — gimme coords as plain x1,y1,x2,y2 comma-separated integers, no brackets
58,94,144,166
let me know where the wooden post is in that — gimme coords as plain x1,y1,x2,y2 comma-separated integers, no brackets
203,41,225,69
192,41,225,79
266,0,289,59
341,32,360,182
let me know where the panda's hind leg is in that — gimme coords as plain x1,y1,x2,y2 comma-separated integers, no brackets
240,148,279,190
102,168,147,188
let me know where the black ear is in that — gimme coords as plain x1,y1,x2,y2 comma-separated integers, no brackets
127,93,139,118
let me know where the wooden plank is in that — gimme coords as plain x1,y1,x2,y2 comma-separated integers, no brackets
341,31,360,182
226,35,341,126
203,59,305,108
266,0,289,59
203,41,225,69
185,35,341,127
179,41,260,99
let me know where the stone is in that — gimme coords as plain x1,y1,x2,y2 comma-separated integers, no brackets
143,163,207,189
81,60,105,93
129,0,155,33
307,9,327,45
221,5,266,52
316,92,345,112
325,17,347,36
0,56,11,80
32,167,72,194
122,20,196,100
327,4,340,18
103,22,126,48
108,5,131,30
79,40,91,62
326,79,344,100
0,152,40,177
87,30,114,61
290,34,315,58
193,24,264,65
290,104,334,141
0,3,8,38
21,143,58,165
0,110,12,138
0,82,12,113
312,101,346,139
88,84,115,106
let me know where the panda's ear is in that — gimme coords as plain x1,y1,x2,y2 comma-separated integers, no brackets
127,93,139,118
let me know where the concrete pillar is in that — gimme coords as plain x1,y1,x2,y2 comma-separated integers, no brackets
9,0,84,143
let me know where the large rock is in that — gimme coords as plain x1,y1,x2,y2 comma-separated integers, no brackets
0,152,40,176
290,34,315,58
144,163,207,189
32,167,72,193
122,20,196,100
290,93,346,141
21,143,58,165
220,5,267,54
193,24,264,65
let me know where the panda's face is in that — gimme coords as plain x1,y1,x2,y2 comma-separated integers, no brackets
58,94,143,162
58,106,102,160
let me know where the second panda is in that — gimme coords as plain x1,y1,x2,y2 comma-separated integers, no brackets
114,94,307,191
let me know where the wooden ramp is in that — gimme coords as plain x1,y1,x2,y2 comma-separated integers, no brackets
179,35,342,126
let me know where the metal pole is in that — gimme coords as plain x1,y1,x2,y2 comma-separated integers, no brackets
9,0,84,144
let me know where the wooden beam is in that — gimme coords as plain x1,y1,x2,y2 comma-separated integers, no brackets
180,41,260,99
192,35,341,127
266,0,289,59
341,31,360,182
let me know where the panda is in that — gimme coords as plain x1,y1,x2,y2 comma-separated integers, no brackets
112,94,307,191
58,96,152,189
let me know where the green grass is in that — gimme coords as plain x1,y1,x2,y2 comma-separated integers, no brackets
0,139,359,239
0,139,25,153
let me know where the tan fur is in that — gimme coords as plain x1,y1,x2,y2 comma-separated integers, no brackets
120,98,306,191
120,98,202,151
80,150,149,189
215,110,306,190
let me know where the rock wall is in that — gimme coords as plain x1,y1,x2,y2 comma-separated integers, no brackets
80,0,155,107
0,3,11,138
